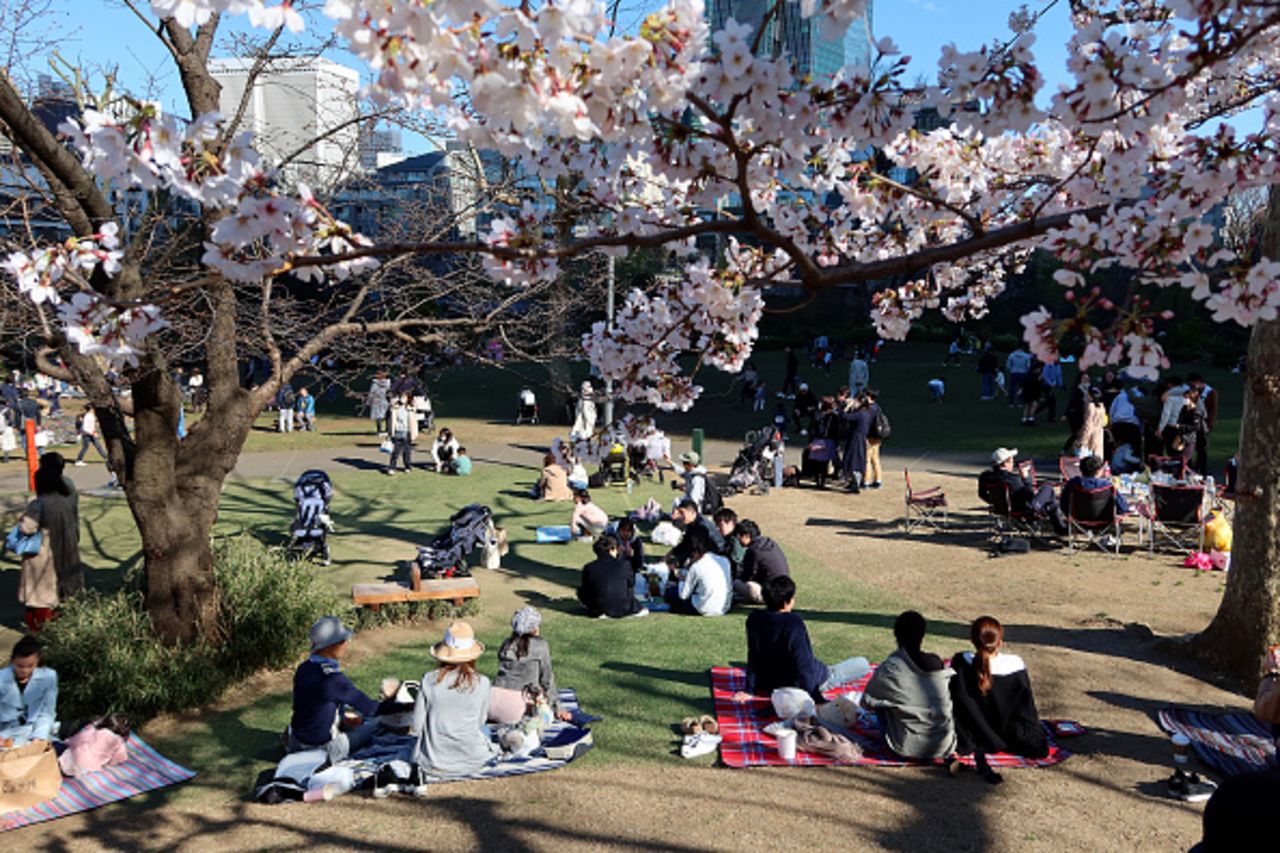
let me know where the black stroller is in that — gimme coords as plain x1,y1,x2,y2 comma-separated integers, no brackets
726,428,779,495
289,470,334,565
414,504,493,579
515,388,539,424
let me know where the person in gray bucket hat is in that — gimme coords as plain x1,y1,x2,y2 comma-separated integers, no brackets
286,616,409,762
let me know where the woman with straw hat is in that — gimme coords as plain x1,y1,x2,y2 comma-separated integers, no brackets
410,621,500,777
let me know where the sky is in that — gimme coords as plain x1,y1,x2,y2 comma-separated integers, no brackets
26,0,1257,151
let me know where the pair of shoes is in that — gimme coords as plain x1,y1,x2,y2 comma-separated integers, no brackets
74,460,87,467
1101,534,1119,549
870,481,882,489
680,732,722,759
1167,769,1217,802
681,715,718,736
384,469,395,476
627,607,650,618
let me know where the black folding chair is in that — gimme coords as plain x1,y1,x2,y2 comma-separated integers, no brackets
1064,483,1126,554
978,478,1048,542
1144,482,1206,555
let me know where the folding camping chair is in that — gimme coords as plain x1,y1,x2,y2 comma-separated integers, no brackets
978,479,1048,542
1063,483,1127,555
904,468,948,532
1059,455,1109,483
1143,482,1207,556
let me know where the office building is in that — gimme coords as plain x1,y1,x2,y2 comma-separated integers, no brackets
707,0,874,81
209,57,361,188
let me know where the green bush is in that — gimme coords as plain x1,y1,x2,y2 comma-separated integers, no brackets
42,535,345,722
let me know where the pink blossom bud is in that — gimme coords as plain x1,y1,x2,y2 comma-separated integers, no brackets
1099,299,1114,310
1065,290,1075,302
1160,310,1175,319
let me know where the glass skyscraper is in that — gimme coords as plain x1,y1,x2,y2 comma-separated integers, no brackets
706,0,874,81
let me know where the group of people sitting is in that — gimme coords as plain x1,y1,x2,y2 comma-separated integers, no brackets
978,446,1129,535
285,607,572,788
733,579,1048,783
385,424,471,477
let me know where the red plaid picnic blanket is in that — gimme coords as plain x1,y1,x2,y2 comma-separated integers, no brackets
711,665,1077,769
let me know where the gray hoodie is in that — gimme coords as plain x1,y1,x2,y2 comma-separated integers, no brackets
860,648,957,760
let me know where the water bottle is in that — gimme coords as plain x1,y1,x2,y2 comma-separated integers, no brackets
626,478,633,495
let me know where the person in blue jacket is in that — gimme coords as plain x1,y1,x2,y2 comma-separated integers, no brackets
0,635,58,745
287,617,406,762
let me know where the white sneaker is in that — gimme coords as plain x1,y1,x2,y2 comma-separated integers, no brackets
628,608,650,618
74,460,86,466
681,732,722,759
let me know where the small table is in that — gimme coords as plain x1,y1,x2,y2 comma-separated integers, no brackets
352,578,480,611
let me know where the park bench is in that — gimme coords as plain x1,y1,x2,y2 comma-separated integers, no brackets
351,577,480,611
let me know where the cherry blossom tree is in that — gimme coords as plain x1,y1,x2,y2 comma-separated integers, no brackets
3,0,1279,668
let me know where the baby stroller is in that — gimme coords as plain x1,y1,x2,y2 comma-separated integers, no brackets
726,428,777,495
289,470,334,565
515,388,539,425
414,504,493,580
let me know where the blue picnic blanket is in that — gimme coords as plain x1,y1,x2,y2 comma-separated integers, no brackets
535,526,574,544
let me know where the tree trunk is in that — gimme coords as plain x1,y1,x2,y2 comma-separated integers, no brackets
1192,187,1280,683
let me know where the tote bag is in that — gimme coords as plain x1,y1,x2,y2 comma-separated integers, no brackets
0,741,62,813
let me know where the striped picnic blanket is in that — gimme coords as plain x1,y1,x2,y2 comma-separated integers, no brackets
2,735,195,832
351,688,596,783
1158,708,1277,777
712,666,1076,769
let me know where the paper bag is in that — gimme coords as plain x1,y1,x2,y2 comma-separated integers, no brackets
0,742,62,813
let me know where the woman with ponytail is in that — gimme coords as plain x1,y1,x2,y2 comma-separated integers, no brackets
949,616,1049,784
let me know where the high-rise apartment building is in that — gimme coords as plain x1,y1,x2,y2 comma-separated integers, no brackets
209,57,361,188
707,0,873,80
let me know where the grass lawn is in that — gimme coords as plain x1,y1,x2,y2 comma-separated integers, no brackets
264,342,1246,468
3,461,902,804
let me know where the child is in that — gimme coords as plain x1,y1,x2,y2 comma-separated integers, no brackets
927,378,946,403
59,713,130,777
449,447,473,476
753,383,767,412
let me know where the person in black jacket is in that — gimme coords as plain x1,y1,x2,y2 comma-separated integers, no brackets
577,534,647,619
732,519,790,604
949,615,1049,784
615,517,645,572
977,447,1066,533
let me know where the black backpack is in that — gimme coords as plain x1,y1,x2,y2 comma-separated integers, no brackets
869,406,891,440
696,473,724,515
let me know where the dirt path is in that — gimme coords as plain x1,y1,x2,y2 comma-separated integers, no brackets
8,434,1245,851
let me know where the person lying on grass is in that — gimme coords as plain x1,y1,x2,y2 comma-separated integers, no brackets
731,576,868,705
489,607,577,724
859,610,957,762
577,534,648,620
286,617,409,763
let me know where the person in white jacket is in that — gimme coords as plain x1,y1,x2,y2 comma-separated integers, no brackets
665,527,731,616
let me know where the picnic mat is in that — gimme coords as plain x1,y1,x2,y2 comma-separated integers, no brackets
535,526,574,544
352,688,596,783
711,666,1076,769
1157,708,1277,777
2,734,196,832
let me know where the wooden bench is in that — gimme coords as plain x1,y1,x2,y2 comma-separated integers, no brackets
352,577,480,611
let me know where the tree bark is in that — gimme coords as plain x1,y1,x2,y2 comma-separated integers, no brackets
1192,187,1280,683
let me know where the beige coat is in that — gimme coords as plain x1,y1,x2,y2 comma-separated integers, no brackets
538,464,573,502
1074,402,1107,460
16,511,57,609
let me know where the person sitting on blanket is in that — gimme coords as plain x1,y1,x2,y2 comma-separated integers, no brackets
615,517,645,572
0,634,58,746
1058,453,1129,515
489,607,576,725
949,615,1049,784
569,489,609,539
287,617,407,763
535,453,574,501
712,507,746,578
411,621,501,778
577,534,648,620
731,576,869,706
664,525,732,616
664,498,724,570
859,610,957,762
732,519,791,604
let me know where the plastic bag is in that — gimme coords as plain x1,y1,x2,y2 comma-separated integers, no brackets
651,521,683,547
379,438,394,454
1204,512,1232,552
770,687,816,721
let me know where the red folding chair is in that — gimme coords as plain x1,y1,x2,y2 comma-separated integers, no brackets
1064,483,1127,554
904,468,948,532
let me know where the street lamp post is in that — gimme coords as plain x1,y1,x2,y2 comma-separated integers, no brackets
603,251,615,425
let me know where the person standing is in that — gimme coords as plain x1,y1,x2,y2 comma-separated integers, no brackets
1186,374,1218,475
277,383,296,433
862,388,886,489
34,453,82,601
74,407,106,466
840,395,874,493
0,402,18,463
1005,345,1032,407
780,346,799,398
367,371,391,435
187,369,205,411
848,349,870,396
385,395,413,475
977,345,998,401
1070,387,1107,459
1064,372,1092,442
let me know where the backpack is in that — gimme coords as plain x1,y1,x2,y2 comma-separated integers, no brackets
695,473,723,515
869,406,891,441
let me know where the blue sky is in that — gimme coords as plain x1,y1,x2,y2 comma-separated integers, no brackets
35,0,1253,149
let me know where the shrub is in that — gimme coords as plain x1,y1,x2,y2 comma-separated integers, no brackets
41,535,345,722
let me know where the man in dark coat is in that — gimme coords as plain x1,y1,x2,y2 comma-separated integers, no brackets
578,534,645,618
732,519,790,603
977,447,1066,533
